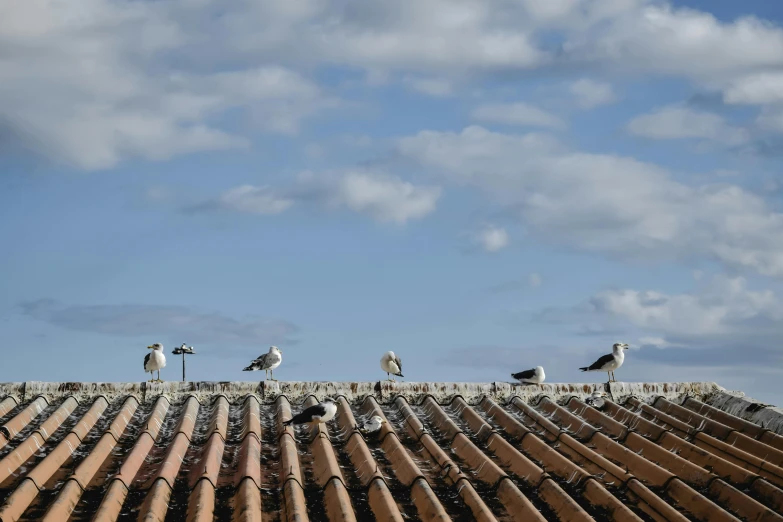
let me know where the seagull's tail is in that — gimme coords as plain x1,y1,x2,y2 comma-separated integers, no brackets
283,418,294,427
242,364,256,371
579,367,589,372
395,372,404,377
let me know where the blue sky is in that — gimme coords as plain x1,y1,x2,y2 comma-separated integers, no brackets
2,0,783,404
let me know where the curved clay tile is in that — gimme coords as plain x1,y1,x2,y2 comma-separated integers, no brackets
0,381,780,521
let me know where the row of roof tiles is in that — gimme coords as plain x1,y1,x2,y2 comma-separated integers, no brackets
0,382,781,521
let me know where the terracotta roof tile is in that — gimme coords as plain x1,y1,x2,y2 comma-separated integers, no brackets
0,380,782,521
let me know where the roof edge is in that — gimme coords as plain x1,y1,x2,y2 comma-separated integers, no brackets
0,379,726,403
706,390,783,434
3,380,781,433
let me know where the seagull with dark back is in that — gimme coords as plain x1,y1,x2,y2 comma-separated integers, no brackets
283,398,338,426
511,366,545,385
144,343,166,382
579,343,629,382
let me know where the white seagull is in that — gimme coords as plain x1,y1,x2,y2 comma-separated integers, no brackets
243,346,283,381
359,415,387,437
579,343,629,382
511,366,546,385
381,351,404,381
283,398,338,426
586,390,608,409
144,343,166,382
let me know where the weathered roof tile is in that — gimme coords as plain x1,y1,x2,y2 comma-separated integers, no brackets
0,381,782,521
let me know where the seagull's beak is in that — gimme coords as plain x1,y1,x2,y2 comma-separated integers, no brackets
147,345,154,349
381,419,387,424
623,344,630,349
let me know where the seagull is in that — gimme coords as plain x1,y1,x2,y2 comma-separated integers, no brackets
381,351,403,381
359,415,387,437
283,398,338,426
511,366,545,385
144,343,166,382
243,346,283,381
579,343,629,382
586,391,607,409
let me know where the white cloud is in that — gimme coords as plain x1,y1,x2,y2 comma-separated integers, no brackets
569,78,616,109
561,4,783,80
627,105,749,145
723,73,783,105
202,171,441,224
5,0,783,170
537,274,783,370
0,1,333,170
403,77,453,97
471,103,565,130
474,225,509,252
529,273,542,288
579,274,783,358
588,275,781,337
216,185,294,215
637,337,671,348
397,125,783,276
329,171,441,224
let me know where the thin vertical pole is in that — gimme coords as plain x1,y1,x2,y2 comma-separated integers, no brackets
182,353,186,382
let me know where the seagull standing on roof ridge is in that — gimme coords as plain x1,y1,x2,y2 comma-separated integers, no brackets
144,343,166,382
381,351,403,381
511,366,545,385
243,346,283,381
579,343,629,382
283,397,337,426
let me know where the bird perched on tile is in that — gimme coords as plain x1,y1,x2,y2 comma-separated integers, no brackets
511,366,546,385
586,391,608,409
381,351,403,381
283,398,337,426
243,346,283,381
579,342,629,382
359,415,387,437
144,343,166,382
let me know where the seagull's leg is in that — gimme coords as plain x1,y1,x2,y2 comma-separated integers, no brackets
270,369,275,381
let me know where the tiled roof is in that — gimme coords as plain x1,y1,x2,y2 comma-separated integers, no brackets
0,381,782,521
